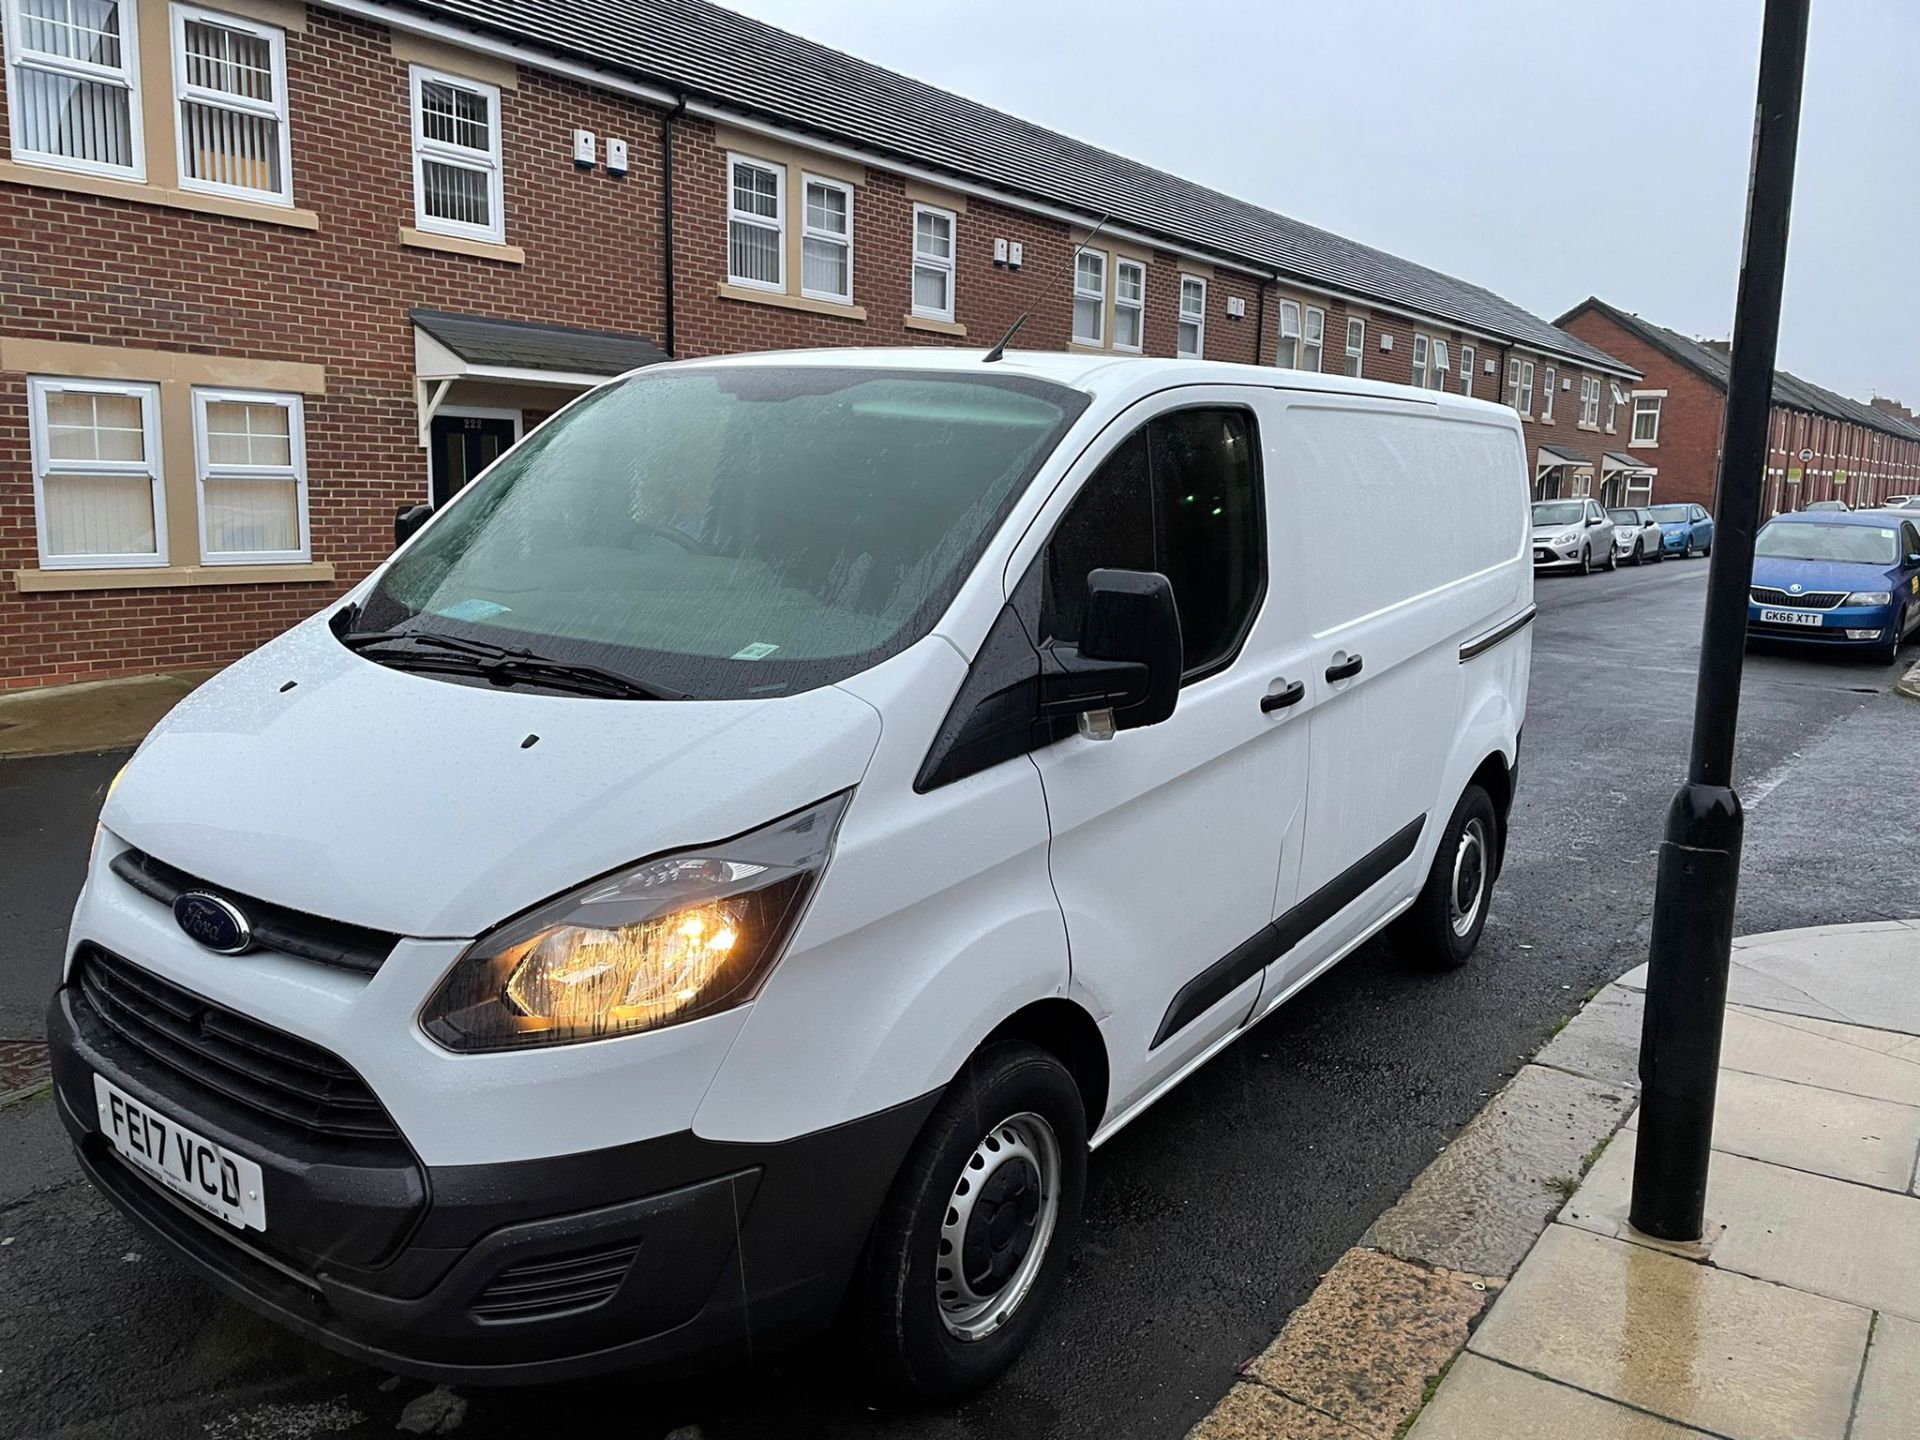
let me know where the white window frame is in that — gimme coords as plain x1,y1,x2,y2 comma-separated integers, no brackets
1177,275,1207,359
1072,246,1106,346
1631,392,1664,447
1541,366,1557,421
5,0,147,180
910,202,955,323
1112,258,1146,353
1344,317,1365,377
1606,383,1622,432
27,375,166,570
1459,344,1476,397
1276,300,1301,368
409,64,504,244
1300,306,1325,372
170,2,291,205
798,171,854,305
1580,377,1602,428
192,386,309,565
1431,339,1449,391
1507,358,1535,416
725,153,785,293
1411,333,1429,389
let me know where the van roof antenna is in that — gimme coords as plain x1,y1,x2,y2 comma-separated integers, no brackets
983,211,1113,364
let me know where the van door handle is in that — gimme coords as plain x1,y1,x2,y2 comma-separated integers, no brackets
1325,653,1364,682
1260,679,1305,713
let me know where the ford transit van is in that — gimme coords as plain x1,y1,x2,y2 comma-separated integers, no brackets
50,350,1532,1399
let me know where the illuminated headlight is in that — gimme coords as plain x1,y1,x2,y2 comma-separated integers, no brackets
421,793,849,1052
1844,591,1891,606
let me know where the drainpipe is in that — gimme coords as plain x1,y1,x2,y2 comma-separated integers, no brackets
1253,278,1270,367
662,96,688,358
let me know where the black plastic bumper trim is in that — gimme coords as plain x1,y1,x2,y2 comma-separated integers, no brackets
1458,605,1537,662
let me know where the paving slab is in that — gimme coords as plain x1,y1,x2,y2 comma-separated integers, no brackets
1566,1132,1920,1322
1850,1313,1920,1440
1719,1007,1920,1108
1236,1248,1490,1439
1468,1224,1871,1440
1623,1066,1920,1192
0,670,213,759
1533,983,1645,1093
1362,1063,1634,1277
1186,1382,1367,1440
1406,1354,1702,1439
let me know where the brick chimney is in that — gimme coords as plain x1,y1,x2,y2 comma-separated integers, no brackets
1871,395,1918,424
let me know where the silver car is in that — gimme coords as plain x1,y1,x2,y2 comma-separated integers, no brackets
1532,498,1617,574
1608,506,1665,565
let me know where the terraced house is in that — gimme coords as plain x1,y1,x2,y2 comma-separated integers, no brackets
0,0,1639,690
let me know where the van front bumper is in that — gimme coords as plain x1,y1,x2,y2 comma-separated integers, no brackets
48,979,937,1385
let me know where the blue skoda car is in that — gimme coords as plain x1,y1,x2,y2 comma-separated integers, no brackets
1747,510,1920,663
1650,503,1715,558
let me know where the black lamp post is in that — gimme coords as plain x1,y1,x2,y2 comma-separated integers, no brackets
1629,0,1811,1242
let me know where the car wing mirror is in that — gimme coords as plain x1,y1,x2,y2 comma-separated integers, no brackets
1041,569,1183,737
394,503,433,550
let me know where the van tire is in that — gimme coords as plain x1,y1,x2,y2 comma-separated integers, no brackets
855,1041,1087,1402
1394,784,1498,970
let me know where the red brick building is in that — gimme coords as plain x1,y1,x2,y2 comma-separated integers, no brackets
1559,298,1920,515
1,0,1637,690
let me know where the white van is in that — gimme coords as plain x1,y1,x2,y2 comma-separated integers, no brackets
50,351,1532,1399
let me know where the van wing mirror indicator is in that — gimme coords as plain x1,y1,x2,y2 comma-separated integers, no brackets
1040,568,1182,733
394,503,434,550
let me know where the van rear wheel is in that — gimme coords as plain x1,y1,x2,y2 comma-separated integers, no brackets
1394,783,1498,970
855,1041,1087,1402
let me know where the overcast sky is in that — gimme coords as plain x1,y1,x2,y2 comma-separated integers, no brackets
719,0,1920,404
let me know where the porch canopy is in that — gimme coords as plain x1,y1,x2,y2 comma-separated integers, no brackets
411,309,666,444
1602,450,1658,503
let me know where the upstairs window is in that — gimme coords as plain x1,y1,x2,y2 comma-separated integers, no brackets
1507,357,1535,416
1541,366,1557,421
1459,344,1476,397
1113,260,1145,351
7,0,144,178
726,155,784,290
1606,383,1622,431
1344,317,1364,378
1302,306,1325,372
800,174,853,303
1430,339,1449,390
171,4,290,204
1276,300,1301,368
1177,275,1206,358
1072,248,1106,346
411,66,503,243
1579,376,1601,427
27,377,165,568
1632,393,1663,445
1411,334,1430,389
911,203,955,322
193,388,307,563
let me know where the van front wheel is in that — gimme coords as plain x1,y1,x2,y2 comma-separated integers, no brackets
855,1041,1087,1402
1394,784,1498,970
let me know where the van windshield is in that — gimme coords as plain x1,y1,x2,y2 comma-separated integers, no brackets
355,367,1087,698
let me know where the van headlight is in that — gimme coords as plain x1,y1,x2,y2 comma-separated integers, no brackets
421,793,849,1052
1844,591,1891,606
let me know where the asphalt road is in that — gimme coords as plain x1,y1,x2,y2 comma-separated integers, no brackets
2,556,1916,1440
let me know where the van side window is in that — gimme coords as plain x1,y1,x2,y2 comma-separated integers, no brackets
1044,407,1263,678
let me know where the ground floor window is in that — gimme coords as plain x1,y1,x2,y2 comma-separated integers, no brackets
193,389,308,562
28,377,166,569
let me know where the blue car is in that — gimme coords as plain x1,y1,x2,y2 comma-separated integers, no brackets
1747,510,1920,663
1650,503,1715,558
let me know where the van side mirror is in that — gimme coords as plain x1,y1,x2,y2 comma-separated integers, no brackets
394,503,433,550
1041,569,1183,735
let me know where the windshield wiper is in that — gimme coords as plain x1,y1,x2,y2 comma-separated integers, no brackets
340,629,682,700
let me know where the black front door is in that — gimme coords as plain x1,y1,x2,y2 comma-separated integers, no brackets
430,414,518,508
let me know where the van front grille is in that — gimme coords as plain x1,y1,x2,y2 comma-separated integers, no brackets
469,1241,641,1321
109,848,398,976
73,946,401,1143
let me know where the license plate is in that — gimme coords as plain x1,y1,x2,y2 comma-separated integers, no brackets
94,1073,266,1231
1759,608,1823,628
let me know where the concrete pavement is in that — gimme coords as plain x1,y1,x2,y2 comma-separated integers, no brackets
1190,919,1920,1440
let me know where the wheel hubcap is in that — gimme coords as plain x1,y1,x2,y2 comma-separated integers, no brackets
1449,819,1488,938
935,1112,1061,1341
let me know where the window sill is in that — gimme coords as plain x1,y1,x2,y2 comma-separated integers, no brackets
716,284,866,321
1067,341,1110,355
400,228,525,264
1539,416,1556,426
0,160,320,230
904,314,966,337
1628,440,1659,450
14,561,336,593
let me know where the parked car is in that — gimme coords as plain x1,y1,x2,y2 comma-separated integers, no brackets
1650,503,1715,557
1881,495,1919,510
1803,499,1849,512
1532,498,1616,573
1747,510,1920,663
1607,507,1665,565
47,352,1533,1399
